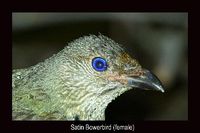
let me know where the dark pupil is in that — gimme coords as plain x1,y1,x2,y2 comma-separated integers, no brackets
96,61,104,69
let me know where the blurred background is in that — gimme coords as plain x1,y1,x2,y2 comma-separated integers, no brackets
12,13,188,120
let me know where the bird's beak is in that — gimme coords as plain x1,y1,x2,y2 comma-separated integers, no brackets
127,69,165,93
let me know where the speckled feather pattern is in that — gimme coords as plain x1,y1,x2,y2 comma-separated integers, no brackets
12,34,142,120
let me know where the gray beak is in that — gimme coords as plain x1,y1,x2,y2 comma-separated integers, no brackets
127,69,165,93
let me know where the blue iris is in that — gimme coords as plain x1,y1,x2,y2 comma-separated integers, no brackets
92,57,108,72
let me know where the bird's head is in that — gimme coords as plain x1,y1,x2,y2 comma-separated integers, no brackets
55,34,164,119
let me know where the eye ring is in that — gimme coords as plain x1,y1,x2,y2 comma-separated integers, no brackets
92,57,108,72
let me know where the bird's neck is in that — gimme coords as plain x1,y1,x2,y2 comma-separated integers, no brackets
75,94,113,120
75,87,130,120
57,86,130,120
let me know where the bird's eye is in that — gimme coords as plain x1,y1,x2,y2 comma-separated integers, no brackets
92,57,108,72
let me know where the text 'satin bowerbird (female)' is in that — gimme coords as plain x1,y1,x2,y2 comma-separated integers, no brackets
12,34,164,120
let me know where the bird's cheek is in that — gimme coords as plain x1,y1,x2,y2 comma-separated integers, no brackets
104,73,128,85
103,68,144,86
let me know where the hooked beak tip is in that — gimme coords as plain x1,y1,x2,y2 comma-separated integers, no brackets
127,69,165,93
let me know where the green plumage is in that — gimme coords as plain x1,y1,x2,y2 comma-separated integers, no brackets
12,34,164,120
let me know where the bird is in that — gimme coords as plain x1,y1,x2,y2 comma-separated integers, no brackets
12,34,164,120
